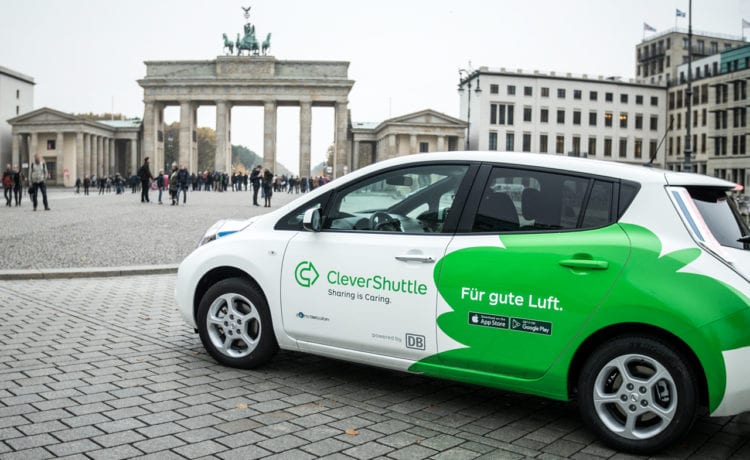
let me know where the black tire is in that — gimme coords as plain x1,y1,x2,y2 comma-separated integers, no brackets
577,335,698,454
196,277,278,368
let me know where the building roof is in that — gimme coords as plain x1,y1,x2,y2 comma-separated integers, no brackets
473,67,665,89
99,119,142,129
0,65,35,85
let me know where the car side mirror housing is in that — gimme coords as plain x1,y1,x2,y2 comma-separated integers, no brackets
302,207,321,232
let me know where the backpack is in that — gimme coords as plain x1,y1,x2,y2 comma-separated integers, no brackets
2,174,11,188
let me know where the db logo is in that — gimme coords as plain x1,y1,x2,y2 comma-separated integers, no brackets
405,333,425,350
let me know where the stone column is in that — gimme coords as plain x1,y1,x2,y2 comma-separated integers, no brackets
410,134,418,154
215,100,230,173
299,100,312,177
76,132,84,181
103,138,110,176
109,139,115,175
86,134,93,177
387,134,397,159
56,132,64,185
263,100,277,172
142,102,164,173
437,136,446,152
11,130,20,167
352,141,360,170
334,101,348,178
130,139,138,176
97,135,104,177
29,132,38,164
179,101,195,171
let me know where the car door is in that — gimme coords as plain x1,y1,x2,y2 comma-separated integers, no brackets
280,163,473,361
433,165,631,379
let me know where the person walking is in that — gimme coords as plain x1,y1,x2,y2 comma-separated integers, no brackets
12,166,23,207
29,154,50,211
168,163,179,205
250,165,261,206
177,164,189,205
156,169,165,204
3,163,13,207
262,168,273,207
138,157,154,203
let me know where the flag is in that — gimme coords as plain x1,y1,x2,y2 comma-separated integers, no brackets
643,22,656,32
676,9,686,18
743,18,750,28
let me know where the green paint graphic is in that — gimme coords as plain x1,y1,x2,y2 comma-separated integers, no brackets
410,224,750,407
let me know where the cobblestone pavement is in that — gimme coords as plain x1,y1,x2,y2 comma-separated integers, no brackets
0,187,300,270
1,275,749,459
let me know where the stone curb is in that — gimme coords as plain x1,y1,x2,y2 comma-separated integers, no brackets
0,264,179,280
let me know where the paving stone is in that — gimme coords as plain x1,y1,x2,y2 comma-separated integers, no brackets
173,439,227,459
300,437,352,456
132,434,187,453
387,444,438,460
342,441,394,459
47,439,101,456
88,444,145,460
93,429,147,447
257,433,309,453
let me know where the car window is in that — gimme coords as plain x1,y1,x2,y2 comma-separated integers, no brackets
324,164,469,233
686,187,750,250
275,193,331,231
472,167,592,232
581,180,614,228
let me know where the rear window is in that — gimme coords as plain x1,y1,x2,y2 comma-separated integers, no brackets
687,187,749,250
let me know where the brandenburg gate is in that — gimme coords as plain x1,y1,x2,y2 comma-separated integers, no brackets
138,56,354,177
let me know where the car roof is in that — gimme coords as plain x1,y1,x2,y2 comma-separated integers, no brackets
352,151,736,189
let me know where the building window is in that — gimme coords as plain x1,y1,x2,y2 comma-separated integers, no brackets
620,94,628,104
589,111,597,126
588,137,597,156
635,95,643,105
604,112,613,127
540,134,548,153
523,107,532,122
573,110,581,125
701,84,708,103
524,86,532,96
677,137,681,155
540,108,549,123
490,103,497,124
590,91,598,101
650,115,658,131
507,105,514,125
669,92,675,110
634,139,643,159
419,142,429,153
677,113,681,130
489,132,498,151
676,90,683,108
506,132,515,151
541,87,549,97
701,133,706,153
573,89,582,100
507,85,516,95
702,108,707,126
556,135,564,154
619,138,627,158
605,92,613,102
649,140,657,160
16,89,20,99
47,140,56,150
522,133,531,152
635,114,643,130
572,136,581,155
490,84,499,94
619,112,628,128
495,104,515,125
557,109,565,124
669,137,673,156
16,106,19,115
557,88,566,99
604,138,612,157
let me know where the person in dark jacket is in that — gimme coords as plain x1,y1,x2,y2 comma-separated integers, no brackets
156,169,165,204
177,164,189,205
262,168,273,207
250,165,261,206
138,157,154,203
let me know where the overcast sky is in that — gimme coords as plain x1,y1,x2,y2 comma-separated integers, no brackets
2,0,749,173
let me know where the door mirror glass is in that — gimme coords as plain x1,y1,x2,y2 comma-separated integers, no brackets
302,207,321,232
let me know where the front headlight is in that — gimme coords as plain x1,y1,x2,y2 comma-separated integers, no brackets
197,220,226,247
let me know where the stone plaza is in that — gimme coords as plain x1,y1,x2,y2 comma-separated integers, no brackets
1,188,750,459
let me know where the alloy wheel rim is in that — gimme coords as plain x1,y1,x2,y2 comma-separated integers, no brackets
206,292,261,358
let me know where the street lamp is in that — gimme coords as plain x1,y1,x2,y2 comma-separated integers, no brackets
458,68,482,150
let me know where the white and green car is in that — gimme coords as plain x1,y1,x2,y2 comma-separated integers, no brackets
176,152,750,453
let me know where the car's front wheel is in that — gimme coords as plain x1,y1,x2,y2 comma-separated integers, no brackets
577,336,698,454
196,277,278,368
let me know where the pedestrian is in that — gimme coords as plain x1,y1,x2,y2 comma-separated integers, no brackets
250,165,261,206
83,176,90,195
138,157,154,203
262,168,273,207
156,169,165,204
75,177,81,194
2,163,13,207
29,154,50,211
169,163,179,205
177,164,189,205
12,166,23,207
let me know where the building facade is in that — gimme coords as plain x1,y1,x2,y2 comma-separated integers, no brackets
0,66,34,167
7,108,141,187
350,109,466,170
635,28,745,85
460,68,666,166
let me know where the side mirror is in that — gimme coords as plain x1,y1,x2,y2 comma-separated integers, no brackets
302,207,321,232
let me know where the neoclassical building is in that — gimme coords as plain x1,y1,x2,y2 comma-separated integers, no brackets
7,108,140,186
351,109,467,169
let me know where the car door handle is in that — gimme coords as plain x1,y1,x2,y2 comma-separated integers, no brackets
558,259,609,270
395,255,435,263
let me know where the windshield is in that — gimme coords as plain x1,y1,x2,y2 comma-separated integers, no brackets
687,187,750,250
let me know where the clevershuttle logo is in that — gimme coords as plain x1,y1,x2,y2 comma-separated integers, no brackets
294,261,319,288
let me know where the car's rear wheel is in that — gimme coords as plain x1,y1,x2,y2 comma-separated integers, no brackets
577,336,698,454
196,277,278,368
